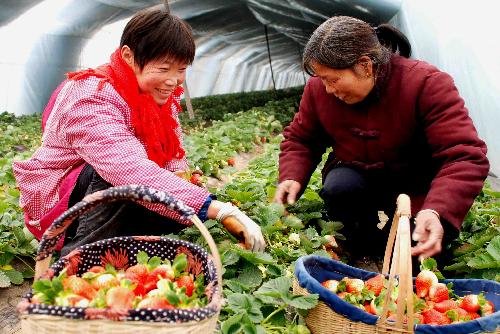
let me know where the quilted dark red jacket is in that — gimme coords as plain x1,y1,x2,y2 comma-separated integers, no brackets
279,55,489,229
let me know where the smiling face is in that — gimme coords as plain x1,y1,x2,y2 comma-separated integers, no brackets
134,59,187,106
311,59,375,104
121,46,187,106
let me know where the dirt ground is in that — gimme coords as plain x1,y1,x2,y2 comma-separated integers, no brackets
1,158,498,334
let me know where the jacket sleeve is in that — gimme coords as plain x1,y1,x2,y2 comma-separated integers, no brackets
59,82,210,224
417,71,489,228
279,80,329,193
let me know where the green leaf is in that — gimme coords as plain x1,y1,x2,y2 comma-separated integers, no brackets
237,250,275,265
136,251,149,264
227,293,264,322
3,269,24,285
255,276,291,301
485,236,500,261
236,265,263,289
286,294,319,310
0,271,11,288
467,252,500,269
222,313,257,334
223,250,240,266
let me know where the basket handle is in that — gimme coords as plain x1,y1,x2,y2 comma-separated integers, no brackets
376,194,414,333
33,185,223,299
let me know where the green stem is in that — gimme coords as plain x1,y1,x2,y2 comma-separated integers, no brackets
261,305,286,324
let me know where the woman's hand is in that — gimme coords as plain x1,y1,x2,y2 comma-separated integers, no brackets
411,210,444,261
208,201,265,252
273,180,301,205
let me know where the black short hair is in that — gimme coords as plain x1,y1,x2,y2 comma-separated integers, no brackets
120,7,195,69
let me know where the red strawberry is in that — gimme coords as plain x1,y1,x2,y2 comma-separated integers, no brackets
365,274,385,296
106,286,135,310
137,297,173,309
364,301,377,315
88,266,105,273
446,307,468,323
260,136,267,143
321,279,339,293
467,312,480,320
460,295,480,313
125,264,148,282
481,300,495,316
189,174,202,186
91,273,120,290
434,300,458,313
63,275,97,300
429,283,449,303
346,278,364,294
149,264,174,281
337,292,347,299
422,308,451,325
415,270,438,298
227,158,235,167
176,275,194,297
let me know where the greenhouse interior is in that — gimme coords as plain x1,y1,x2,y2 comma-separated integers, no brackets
1,0,499,333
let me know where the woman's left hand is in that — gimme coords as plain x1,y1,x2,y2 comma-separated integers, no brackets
411,210,444,261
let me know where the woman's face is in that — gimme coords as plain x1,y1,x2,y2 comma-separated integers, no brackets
311,60,375,104
134,58,188,106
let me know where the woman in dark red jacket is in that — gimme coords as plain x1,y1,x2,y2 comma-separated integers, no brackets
274,16,489,262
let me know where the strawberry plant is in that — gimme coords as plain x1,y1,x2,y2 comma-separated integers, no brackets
444,185,500,281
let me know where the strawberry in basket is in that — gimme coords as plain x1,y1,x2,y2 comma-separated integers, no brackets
321,262,496,325
30,251,208,310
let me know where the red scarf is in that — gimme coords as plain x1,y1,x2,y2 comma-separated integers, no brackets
67,49,185,167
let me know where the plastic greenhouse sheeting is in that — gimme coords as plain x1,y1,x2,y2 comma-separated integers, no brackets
0,0,498,175
391,0,500,176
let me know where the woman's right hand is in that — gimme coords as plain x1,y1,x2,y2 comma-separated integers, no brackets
273,180,301,205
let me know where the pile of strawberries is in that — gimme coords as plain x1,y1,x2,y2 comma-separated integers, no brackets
30,252,206,310
321,269,496,325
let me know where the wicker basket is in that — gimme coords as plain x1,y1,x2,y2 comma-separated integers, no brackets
293,194,500,334
17,185,223,334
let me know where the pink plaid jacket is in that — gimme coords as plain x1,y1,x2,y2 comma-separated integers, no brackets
13,77,210,239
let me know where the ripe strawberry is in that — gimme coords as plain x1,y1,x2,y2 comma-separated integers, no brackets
460,295,480,313
446,307,468,323
106,286,135,310
125,264,148,282
176,275,194,297
364,300,377,315
137,297,173,309
88,266,105,273
467,312,480,320
415,270,438,298
481,300,495,316
434,300,458,313
261,136,267,143
189,174,202,186
149,264,174,281
337,292,347,299
227,158,235,167
365,274,385,296
321,279,339,293
55,293,89,307
429,283,449,303
422,308,451,325
91,273,120,290
63,275,97,300
346,278,364,294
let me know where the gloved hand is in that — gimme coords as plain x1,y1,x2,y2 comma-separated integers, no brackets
411,209,444,261
273,180,301,205
216,203,266,252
